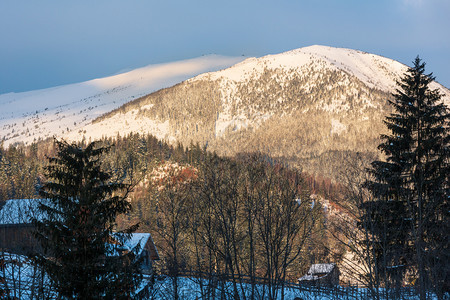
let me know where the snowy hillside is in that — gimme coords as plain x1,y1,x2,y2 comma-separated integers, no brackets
195,45,449,93
0,55,245,146
194,45,407,90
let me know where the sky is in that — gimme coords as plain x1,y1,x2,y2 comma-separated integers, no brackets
1,0,449,94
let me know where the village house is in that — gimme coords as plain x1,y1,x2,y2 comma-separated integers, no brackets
298,263,340,286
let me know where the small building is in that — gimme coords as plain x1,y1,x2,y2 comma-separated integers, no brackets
298,263,340,286
0,199,43,255
122,232,160,275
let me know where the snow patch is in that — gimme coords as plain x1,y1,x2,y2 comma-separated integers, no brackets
65,109,173,143
331,119,347,135
321,99,350,113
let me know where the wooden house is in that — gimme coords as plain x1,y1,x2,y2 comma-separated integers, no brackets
0,199,42,255
121,232,160,275
298,263,340,286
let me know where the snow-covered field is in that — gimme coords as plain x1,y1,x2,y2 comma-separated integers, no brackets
146,276,438,300
1,256,440,300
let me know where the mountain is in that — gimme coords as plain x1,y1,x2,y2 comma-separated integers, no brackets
65,45,450,179
0,55,245,146
2,45,449,179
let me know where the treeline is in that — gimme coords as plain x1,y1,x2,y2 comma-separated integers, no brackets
0,134,172,202
0,133,342,204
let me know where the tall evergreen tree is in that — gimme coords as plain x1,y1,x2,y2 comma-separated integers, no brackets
32,140,143,299
365,57,449,299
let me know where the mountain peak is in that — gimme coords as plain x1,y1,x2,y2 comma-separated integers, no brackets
191,45,414,92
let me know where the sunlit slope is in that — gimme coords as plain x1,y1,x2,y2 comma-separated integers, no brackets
79,45,449,178
0,55,244,146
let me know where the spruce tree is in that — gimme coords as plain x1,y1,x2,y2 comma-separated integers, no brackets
32,140,143,299
365,57,449,298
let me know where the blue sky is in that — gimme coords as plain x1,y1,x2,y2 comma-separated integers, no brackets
1,0,449,94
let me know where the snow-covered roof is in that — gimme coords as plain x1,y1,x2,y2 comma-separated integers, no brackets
0,199,45,225
128,233,160,260
0,199,160,260
124,233,150,255
309,263,336,274
298,274,319,281
111,232,160,261
298,263,336,282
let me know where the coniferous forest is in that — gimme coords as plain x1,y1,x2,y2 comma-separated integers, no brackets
0,58,449,299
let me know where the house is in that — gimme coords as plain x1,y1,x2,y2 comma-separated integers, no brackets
0,199,43,255
121,232,160,275
298,263,340,286
0,199,159,272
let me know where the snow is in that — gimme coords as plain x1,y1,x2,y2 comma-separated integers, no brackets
298,263,336,282
193,45,450,100
0,55,245,146
330,118,347,135
124,233,150,253
65,108,174,143
215,112,253,137
148,275,437,299
309,263,336,275
0,252,55,299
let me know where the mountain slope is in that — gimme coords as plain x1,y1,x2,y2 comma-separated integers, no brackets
70,46,449,178
0,55,245,146
76,46,450,178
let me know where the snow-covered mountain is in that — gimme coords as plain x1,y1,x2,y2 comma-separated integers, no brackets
0,55,245,146
2,45,449,179
66,45,449,178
